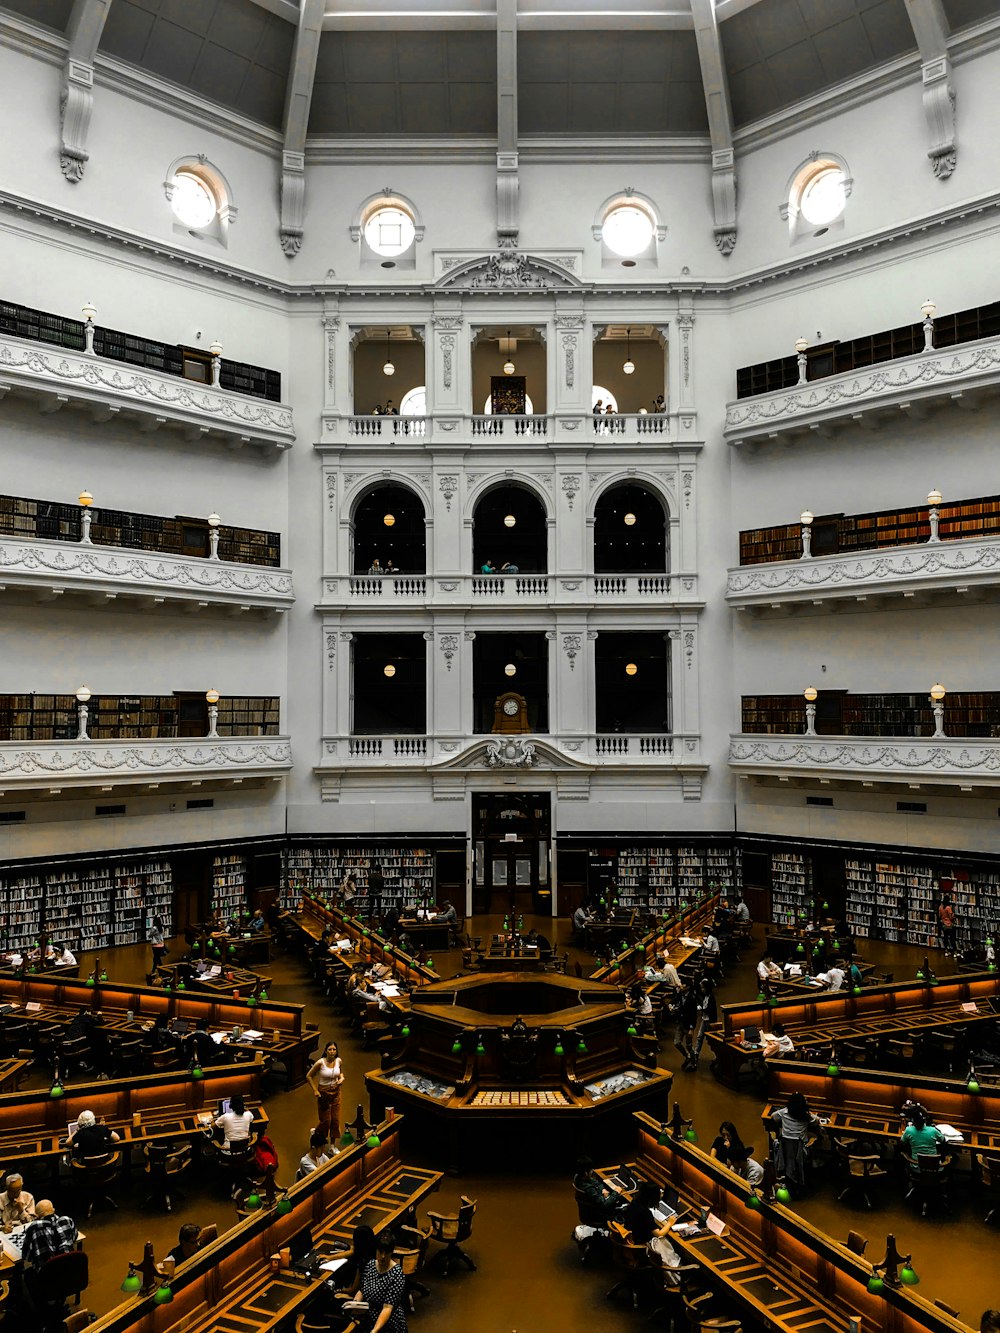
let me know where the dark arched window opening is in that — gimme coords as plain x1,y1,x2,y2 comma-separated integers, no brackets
353,484,425,574
472,485,547,574
595,632,670,734
353,633,426,734
594,483,667,574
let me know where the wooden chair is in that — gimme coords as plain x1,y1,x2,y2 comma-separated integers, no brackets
837,1148,887,1210
606,1223,654,1309
976,1153,1000,1223
904,1152,952,1218
71,1152,122,1219
144,1141,192,1212
845,1229,868,1257
425,1196,477,1277
27,1250,89,1325
394,1225,431,1311
682,1286,742,1332
651,1262,703,1333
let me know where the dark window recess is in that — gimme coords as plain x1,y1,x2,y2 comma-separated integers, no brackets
0,811,26,824
736,298,1000,398
95,804,126,817
187,798,215,810
896,801,927,814
1,300,281,401
805,796,834,806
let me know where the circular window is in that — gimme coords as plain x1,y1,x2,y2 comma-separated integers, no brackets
171,171,218,229
602,205,655,258
363,207,416,257
799,166,846,226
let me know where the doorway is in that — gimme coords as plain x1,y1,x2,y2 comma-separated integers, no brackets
472,792,552,917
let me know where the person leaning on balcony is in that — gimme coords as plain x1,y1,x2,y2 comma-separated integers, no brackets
500,561,519,574
368,558,383,576
480,559,495,574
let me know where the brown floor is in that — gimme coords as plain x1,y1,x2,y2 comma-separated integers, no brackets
25,921,996,1331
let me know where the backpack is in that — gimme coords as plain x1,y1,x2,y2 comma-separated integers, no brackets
254,1134,279,1175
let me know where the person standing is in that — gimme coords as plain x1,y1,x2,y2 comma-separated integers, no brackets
368,863,385,921
938,895,957,953
688,977,717,1070
672,980,698,1067
770,1091,821,1191
150,916,166,976
307,1040,344,1141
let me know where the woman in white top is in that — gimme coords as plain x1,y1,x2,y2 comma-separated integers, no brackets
307,1041,344,1141
215,1093,254,1150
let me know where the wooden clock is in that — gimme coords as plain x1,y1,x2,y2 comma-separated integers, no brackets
492,692,530,734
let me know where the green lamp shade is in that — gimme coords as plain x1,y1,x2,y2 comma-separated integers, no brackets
968,1078,981,1093
361,928,369,937
276,1196,292,1215
554,1041,565,1056
795,942,805,954
657,1129,669,1146
577,1039,588,1054
86,977,95,987
176,981,186,991
451,1038,462,1054
626,1024,638,1037
867,1276,884,1294
768,997,779,1007
831,939,840,951
400,1024,411,1037
259,989,268,1000
476,1040,486,1055
684,1128,698,1143
228,944,236,955
426,959,434,970
775,1186,791,1204
50,1082,64,1099
154,1285,174,1305
852,987,862,996
192,941,200,952
191,1064,204,1080
915,969,924,980
744,1194,761,1210
822,901,830,911
246,1192,261,1210
340,1131,353,1148
900,1265,919,1286
367,1132,381,1148
634,942,645,953
120,1271,141,1294
826,1063,840,1077
247,995,257,1007
756,990,766,1002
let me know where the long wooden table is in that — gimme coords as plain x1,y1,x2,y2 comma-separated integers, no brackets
763,1058,1000,1155
289,897,439,985
84,1117,441,1333
0,974,317,1085
159,963,274,996
0,1058,267,1179
707,972,1000,1086
591,893,720,987
608,1111,969,1333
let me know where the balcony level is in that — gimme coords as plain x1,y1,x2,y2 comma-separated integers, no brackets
729,733,1000,792
321,571,698,610
0,333,294,453
325,409,693,449
0,734,292,797
724,332,1000,450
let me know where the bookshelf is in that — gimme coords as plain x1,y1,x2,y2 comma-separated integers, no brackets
284,845,435,911
212,854,248,921
585,843,740,915
742,692,1000,738
675,847,705,903
0,694,280,741
739,493,1000,566
0,872,43,951
844,860,874,941
0,489,281,567
771,851,811,926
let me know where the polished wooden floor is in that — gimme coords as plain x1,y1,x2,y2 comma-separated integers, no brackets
13,920,995,1332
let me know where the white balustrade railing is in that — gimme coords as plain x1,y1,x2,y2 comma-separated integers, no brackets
347,415,428,438
348,736,428,758
593,574,671,597
349,575,427,597
470,414,548,438
331,733,691,765
595,734,674,756
471,574,549,597
592,412,669,437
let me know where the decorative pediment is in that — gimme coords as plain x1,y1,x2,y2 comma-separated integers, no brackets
431,736,594,772
436,250,580,291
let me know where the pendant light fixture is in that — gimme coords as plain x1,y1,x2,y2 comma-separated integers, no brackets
623,326,635,375
382,330,395,377
503,329,515,376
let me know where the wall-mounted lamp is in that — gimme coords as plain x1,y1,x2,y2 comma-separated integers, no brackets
803,685,818,736
75,685,92,741
79,489,94,545
205,688,220,738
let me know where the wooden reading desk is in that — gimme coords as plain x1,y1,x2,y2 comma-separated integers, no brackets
591,893,720,987
84,1117,441,1333
290,897,439,986
603,1111,969,1333
159,963,274,997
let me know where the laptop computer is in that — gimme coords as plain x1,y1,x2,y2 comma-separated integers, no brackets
218,1098,232,1116
289,1227,320,1274
743,1024,761,1045
171,1019,190,1036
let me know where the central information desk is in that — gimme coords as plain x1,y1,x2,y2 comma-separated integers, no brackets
366,970,671,1172
763,1058,1000,1156
707,972,1000,1086
0,1059,266,1179
86,1116,440,1333
610,1111,969,1333
0,973,318,1085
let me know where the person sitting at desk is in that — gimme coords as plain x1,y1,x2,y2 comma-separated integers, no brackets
215,1093,254,1150
0,1172,35,1229
354,1228,408,1333
432,899,458,925
52,941,76,966
247,909,265,934
761,1023,795,1058
348,971,381,1006
711,1123,764,1186
186,1019,220,1069
702,931,721,957
572,903,593,934
621,1180,677,1246
734,897,751,924
335,1223,377,1293
645,952,682,990
573,1156,622,1221
901,1107,946,1160
627,983,654,1021
297,1128,335,1179
813,965,846,991
165,1222,217,1266
69,1109,120,1160
524,928,551,952
21,1199,77,1275
757,954,782,984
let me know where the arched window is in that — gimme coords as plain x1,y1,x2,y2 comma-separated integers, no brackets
591,385,618,412
163,157,236,246
352,192,424,270
472,485,547,574
594,483,668,574
592,191,665,270
784,154,851,241
353,484,426,575
400,386,426,416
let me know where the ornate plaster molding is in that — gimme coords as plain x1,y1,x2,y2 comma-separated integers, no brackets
729,734,1000,782
726,336,1000,446
0,538,294,610
436,250,581,290
0,737,292,789
0,336,294,451
727,536,1000,607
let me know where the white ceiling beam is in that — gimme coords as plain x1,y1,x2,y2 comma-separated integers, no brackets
904,0,957,179
280,0,325,256
246,0,301,20
691,0,736,255
60,0,111,182
496,0,519,249
714,0,765,19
